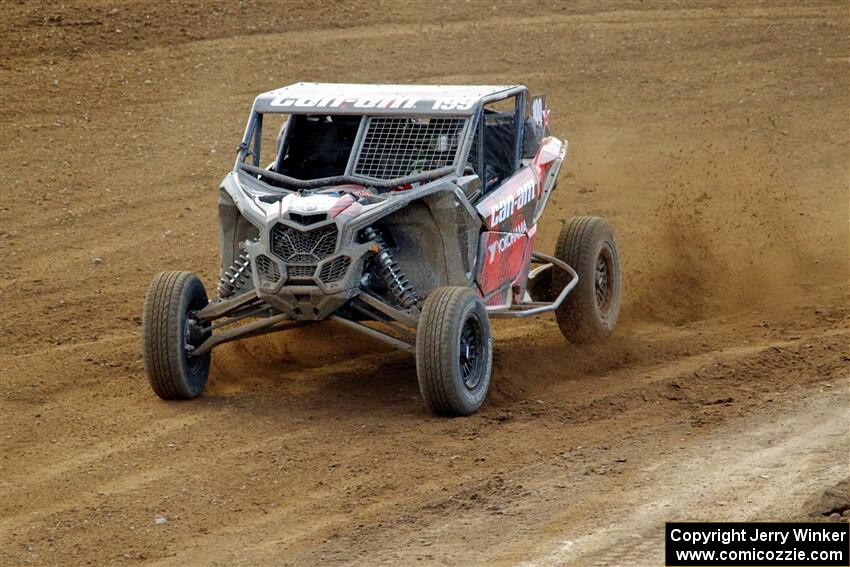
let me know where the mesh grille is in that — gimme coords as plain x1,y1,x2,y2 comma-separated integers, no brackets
319,256,351,284
354,117,467,180
270,224,338,263
254,254,281,283
287,265,316,279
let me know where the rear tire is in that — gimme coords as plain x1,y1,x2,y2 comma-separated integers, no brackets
142,271,211,400
416,287,493,416
554,216,621,343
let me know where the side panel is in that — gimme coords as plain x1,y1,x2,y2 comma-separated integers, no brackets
474,136,565,231
475,167,539,232
475,225,536,306
473,137,563,304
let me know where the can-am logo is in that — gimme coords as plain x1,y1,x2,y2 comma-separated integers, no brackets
488,177,537,226
269,95,476,111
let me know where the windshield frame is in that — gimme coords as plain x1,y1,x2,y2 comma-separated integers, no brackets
235,110,476,190
233,85,529,191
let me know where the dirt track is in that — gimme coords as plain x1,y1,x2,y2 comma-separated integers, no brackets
1,2,848,565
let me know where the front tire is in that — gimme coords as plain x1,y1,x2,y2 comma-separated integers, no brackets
142,271,211,400
416,287,493,416
554,216,621,343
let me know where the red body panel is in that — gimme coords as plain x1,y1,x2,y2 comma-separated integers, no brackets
473,137,563,304
476,226,537,306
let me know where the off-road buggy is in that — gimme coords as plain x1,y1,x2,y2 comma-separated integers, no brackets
142,83,621,416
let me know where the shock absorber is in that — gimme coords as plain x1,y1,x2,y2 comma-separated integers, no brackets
362,226,419,308
218,251,252,297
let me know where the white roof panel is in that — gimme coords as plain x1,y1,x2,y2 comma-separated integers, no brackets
253,82,523,115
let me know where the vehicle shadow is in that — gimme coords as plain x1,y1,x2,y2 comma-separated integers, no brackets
200,314,700,418
203,321,426,416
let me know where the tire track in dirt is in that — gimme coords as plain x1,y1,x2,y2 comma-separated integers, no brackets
519,386,849,567
0,414,202,488
0,427,320,535
147,328,847,566
0,333,137,362
1,3,827,62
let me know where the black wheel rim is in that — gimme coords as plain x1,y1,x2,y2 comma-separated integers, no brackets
594,245,614,316
459,313,485,391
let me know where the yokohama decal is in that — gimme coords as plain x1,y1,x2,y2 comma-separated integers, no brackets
486,220,527,264
476,224,537,305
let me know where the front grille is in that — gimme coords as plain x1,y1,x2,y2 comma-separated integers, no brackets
287,265,316,280
254,254,281,283
270,223,338,263
319,256,351,284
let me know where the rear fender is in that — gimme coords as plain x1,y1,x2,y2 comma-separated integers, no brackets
531,137,567,224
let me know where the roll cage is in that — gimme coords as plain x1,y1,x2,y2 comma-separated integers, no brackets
234,85,528,192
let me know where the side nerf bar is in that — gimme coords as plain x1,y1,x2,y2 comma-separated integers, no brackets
486,251,579,318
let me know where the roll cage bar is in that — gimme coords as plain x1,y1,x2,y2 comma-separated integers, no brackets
233,86,528,190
